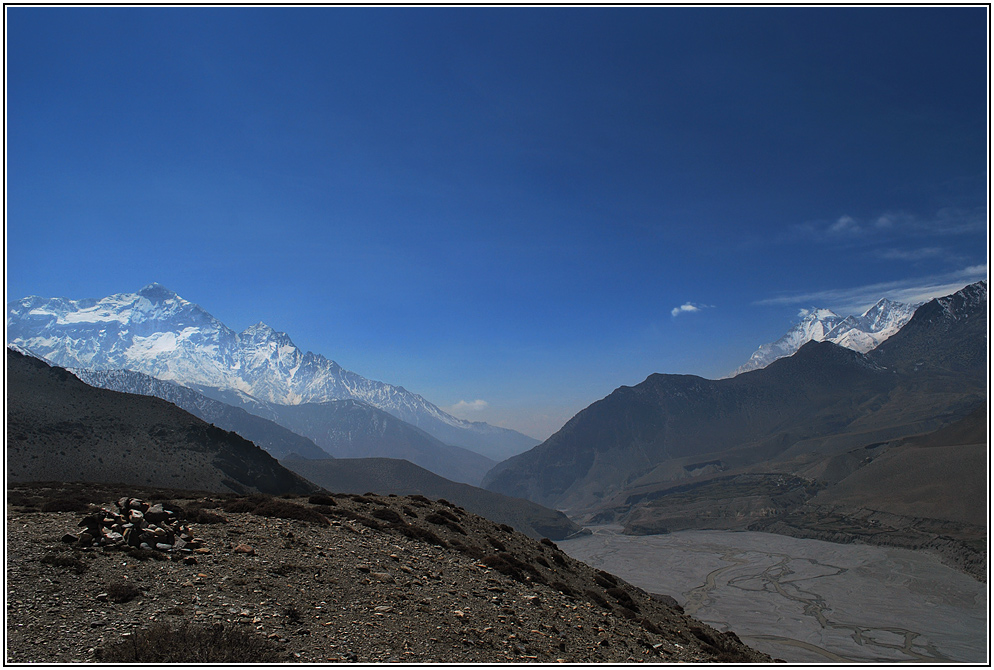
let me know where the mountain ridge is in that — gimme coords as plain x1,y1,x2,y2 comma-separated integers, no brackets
483,281,987,522
6,283,538,462
731,296,920,376
6,348,320,496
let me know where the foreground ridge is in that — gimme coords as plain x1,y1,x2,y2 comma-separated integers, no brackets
6,482,772,664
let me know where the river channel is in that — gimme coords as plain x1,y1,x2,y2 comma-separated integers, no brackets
558,526,988,663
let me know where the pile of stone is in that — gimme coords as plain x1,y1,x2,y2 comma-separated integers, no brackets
63,497,206,554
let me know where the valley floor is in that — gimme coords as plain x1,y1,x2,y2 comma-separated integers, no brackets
558,526,988,664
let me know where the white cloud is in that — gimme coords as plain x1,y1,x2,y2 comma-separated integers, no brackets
671,302,702,317
449,399,489,412
828,215,860,235
800,208,986,242
755,266,988,315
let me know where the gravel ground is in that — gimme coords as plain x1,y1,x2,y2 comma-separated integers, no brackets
6,486,772,664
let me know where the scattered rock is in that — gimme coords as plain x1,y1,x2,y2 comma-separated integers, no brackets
7,485,772,664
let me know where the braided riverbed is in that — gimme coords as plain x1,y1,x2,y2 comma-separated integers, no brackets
559,526,987,663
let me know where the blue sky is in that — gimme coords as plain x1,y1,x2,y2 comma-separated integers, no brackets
6,7,988,439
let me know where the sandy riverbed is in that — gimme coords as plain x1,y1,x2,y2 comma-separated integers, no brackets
559,527,988,663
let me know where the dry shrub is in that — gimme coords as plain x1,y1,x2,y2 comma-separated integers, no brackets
482,554,524,582
126,548,167,562
431,508,459,522
268,563,303,576
221,499,259,513
222,495,326,524
594,574,615,589
641,618,663,635
596,569,618,585
97,622,287,663
40,496,92,513
106,582,140,603
453,542,486,559
688,626,753,662
389,523,447,548
585,589,612,610
424,512,466,535
370,507,404,524
186,508,227,524
40,552,88,574
308,494,337,506
251,499,329,525
618,607,640,621
606,586,640,613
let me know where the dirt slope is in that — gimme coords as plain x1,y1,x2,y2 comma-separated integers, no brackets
6,482,772,664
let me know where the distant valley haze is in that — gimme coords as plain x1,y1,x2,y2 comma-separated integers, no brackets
6,6,988,442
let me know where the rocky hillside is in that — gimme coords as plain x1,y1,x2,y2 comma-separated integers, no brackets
280,456,583,541
7,349,318,496
5,482,772,664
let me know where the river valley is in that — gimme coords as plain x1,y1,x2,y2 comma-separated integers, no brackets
559,526,988,663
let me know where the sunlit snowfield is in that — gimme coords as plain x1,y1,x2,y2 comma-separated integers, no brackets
559,527,987,663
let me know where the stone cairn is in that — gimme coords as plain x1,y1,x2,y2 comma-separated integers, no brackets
63,497,207,555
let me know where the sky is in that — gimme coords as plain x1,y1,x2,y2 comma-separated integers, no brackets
5,7,989,440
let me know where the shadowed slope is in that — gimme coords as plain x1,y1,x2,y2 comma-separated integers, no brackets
270,400,496,486
280,456,582,541
7,349,319,495
811,405,988,526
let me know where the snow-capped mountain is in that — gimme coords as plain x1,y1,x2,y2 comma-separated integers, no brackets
6,284,538,461
731,297,920,376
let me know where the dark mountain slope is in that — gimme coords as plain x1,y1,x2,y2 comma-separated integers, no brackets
811,405,987,527
484,282,987,516
482,342,896,510
869,279,987,377
26,354,494,486
280,456,583,541
270,400,496,486
69,367,331,460
6,349,319,495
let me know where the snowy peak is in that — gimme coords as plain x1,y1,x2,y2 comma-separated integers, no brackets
732,308,844,376
137,282,181,302
732,295,921,377
6,284,540,459
822,298,920,354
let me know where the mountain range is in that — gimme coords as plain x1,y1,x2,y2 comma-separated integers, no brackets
482,281,987,574
730,297,920,376
7,346,583,542
67,366,496,485
6,283,538,474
